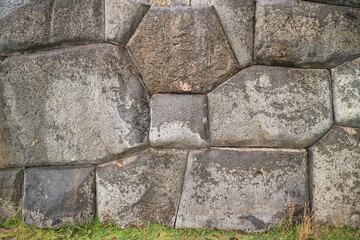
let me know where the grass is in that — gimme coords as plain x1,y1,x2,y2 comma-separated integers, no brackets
0,216,359,240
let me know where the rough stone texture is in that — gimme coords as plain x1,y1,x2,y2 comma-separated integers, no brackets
50,0,104,45
309,126,360,228
105,0,150,46
97,148,188,227
208,65,333,148
127,6,238,94
303,0,360,8
0,44,149,168
0,168,23,221
176,148,308,233
0,0,30,19
0,0,52,56
255,0,360,68
332,57,360,127
191,0,254,68
23,165,95,229
142,0,189,6
150,94,208,148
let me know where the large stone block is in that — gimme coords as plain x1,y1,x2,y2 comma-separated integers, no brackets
23,165,95,229
332,57,360,127
0,0,30,19
191,0,254,68
208,65,333,148
255,0,360,68
97,148,187,227
0,44,149,167
0,168,23,221
176,148,308,232
309,126,360,228
150,94,208,148
303,0,360,8
127,6,238,94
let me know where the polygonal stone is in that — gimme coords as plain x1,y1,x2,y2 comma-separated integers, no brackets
255,0,360,68
0,168,23,222
105,0,150,45
191,0,254,68
150,94,208,148
0,0,52,56
208,65,333,148
0,0,30,19
309,126,360,228
50,0,104,45
127,6,239,94
332,57,360,127
97,148,188,227
176,148,308,232
23,165,95,229
303,0,360,8
0,44,149,168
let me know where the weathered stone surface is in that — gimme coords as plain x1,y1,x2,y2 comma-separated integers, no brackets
105,0,149,46
23,165,95,229
0,0,30,19
150,94,208,148
176,148,308,232
50,0,104,45
97,148,187,227
255,0,360,68
309,126,360,228
0,44,149,167
0,168,23,221
142,0,189,6
303,0,360,8
208,65,332,148
127,6,238,94
332,57,360,127
0,0,52,56
191,0,254,68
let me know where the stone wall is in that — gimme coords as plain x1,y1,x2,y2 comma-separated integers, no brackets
0,0,359,233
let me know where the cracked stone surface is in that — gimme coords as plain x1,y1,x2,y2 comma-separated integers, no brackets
309,126,360,228
191,0,254,68
150,94,208,148
23,165,95,229
0,44,149,168
208,65,333,148
303,0,360,8
0,168,23,221
176,148,308,233
255,0,360,68
332,57,360,127
97,148,188,227
127,6,238,94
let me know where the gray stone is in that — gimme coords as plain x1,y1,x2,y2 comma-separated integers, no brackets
255,0,360,68
0,0,52,56
105,0,150,46
208,65,333,148
23,165,95,229
332,57,360,127
142,0,189,6
0,168,23,221
309,126,360,228
0,44,149,168
176,148,308,232
50,0,104,45
191,0,254,68
150,94,208,148
127,6,238,94
97,148,187,227
0,0,30,19
303,0,360,8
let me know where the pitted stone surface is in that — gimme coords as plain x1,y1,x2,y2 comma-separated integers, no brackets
0,0,30,19
23,165,95,229
304,0,360,8
0,44,149,167
97,148,188,227
0,168,23,221
176,148,308,232
150,94,208,148
255,0,360,68
208,65,332,148
142,0,189,6
191,0,254,68
332,57,360,127
105,0,150,45
309,126,360,228
127,6,238,94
